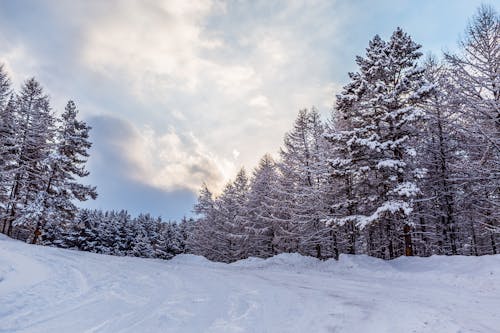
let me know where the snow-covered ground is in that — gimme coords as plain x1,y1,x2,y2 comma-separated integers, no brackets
0,234,499,333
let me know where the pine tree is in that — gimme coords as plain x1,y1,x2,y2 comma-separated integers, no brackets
190,183,219,259
0,64,10,109
178,217,194,254
113,210,135,255
0,66,14,232
131,232,154,258
324,116,360,256
35,100,97,244
215,168,249,261
270,109,330,256
190,171,250,262
330,28,431,258
4,78,55,237
445,5,499,254
155,222,182,259
245,154,280,257
411,57,463,255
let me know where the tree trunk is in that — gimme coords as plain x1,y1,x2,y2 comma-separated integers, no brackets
315,244,321,259
404,223,413,256
31,223,41,244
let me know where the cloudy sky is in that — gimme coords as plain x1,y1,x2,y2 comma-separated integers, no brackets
0,0,488,219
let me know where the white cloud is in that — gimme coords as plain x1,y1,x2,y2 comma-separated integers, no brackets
249,95,271,109
0,41,38,88
99,116,237,192
67,0,343,192
232,149,240,160
80,0,218,94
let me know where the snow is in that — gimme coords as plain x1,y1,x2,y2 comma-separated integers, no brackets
352,200,415,229
376,159,406,169
391,181,420,197
1,234,499,333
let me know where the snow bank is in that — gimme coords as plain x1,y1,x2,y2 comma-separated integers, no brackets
169,253,220,267
231,252,320,271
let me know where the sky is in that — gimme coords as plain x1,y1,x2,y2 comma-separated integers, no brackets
0,0,491,220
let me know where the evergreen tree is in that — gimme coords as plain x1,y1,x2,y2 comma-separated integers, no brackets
131,232,154,258
330,28,431,258
245,154,280,257
36,100,97,244
0,83,15,232
445,5,499,254
413,57,462,255
215,168,249,261
4,79,55,237
178,217,194,254
190,183,219,259
0,64,10,108
271,109,330,255
155,222,182,259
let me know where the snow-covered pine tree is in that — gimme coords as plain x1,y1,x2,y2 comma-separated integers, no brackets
4,79,55,238
113,210,135,255
324,115,361,256
35,100,97,244
0,64,12,110
0,64,10,109
178,216,194,254
190,170,250,262
131,232,154,258
73,209,99,252
330,28,431,258
0,66,14,231
93,210,118,254
155,222,182,259
48,208,98,251
190,183,216,258
215,168,249,261
271,109,330,256
413,57,463,256
445,5,499,254
245,154,280,257
135,213,161,250
294,109,330,258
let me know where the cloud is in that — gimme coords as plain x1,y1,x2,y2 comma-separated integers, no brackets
88,114,236,193
79,0,221,95
0,40,38,88
83,115,198,219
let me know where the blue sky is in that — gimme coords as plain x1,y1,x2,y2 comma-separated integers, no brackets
0,0,491,220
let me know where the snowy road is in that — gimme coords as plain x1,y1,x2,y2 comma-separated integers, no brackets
1,235,499,333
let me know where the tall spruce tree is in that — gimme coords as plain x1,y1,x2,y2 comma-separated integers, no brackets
4,78,55,237
330,28,431,258
37,101,97,244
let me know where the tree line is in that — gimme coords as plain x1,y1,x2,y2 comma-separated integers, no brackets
188,5,499,262
0,5,497,264
0,70,96,243
42,209,191,259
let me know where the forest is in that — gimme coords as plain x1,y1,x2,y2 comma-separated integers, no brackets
0,5,498,263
